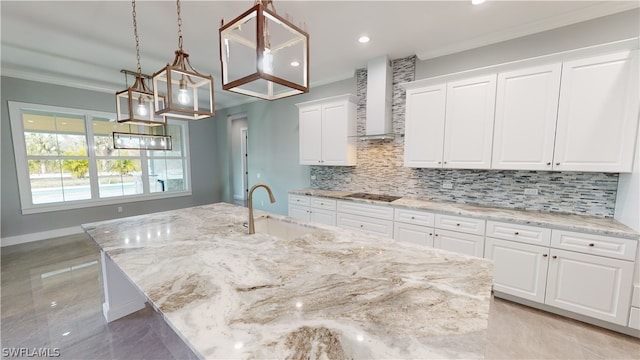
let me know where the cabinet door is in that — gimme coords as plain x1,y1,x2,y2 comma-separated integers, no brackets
393,222,434,247
492,64,561,170
309,208,336,226
545,249,634,325
554,50,639,172
443,74,497,169
434,229,485,258
486,237,549,303
403,84,446,168
288,204,310,221
321,101,351,165
298,105,323,165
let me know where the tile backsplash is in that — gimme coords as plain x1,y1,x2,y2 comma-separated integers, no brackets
310,56,619,218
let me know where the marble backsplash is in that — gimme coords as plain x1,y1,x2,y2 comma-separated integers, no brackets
309,56,619,218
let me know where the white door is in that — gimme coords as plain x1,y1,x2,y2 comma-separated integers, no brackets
309,208,336,226
492,64,561,170
393,222,434,247
486,237,549,303
545,248,634,325
299,105,322,165
288,204,310,221
443,74,497,169
434,229,485,258
554,50,639,172
403,84,446,168
321,101,349,165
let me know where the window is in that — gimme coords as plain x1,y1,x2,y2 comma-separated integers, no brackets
9,102,191,214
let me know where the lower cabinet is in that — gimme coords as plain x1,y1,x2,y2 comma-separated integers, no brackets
486,221,636,327
434,229,485,258
545,248,634,326
288,195,336,226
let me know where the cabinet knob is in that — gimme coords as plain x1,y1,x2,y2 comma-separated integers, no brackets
543,254,548,257
546,162,551,166
552,255,557,259
456,223,460,226
444,161,448,164
360,224,363,228
438,161,442,164
589,243,595,247
429,233,433,236
411,216,415,219
556,162,560,166
435,234,439,237
514,232,519,235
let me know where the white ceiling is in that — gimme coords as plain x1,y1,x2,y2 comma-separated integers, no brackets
2,1,638,110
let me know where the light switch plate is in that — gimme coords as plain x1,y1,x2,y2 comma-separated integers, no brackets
524,189,539,196
442,182,453,189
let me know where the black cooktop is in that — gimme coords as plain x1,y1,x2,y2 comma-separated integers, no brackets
346,192,402,202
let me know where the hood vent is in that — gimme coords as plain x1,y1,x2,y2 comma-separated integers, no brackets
363,55,394,140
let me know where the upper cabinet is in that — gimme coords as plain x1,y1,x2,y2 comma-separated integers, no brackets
403,75,496,169
404,84,446,167
444,74,497,169
554,51,639,172
296,94,357,166
492,63,561,170
404,49,639,173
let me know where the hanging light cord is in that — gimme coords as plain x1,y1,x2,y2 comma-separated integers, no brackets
132,0,142,75
176,0,183,50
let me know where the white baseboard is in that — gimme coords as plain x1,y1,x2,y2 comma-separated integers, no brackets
1,226,83,247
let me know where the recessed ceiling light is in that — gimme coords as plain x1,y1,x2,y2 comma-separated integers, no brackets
472,0,486,5
290,61,300,67
358,36,370,44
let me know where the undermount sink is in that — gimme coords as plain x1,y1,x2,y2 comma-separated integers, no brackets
253,217,315,240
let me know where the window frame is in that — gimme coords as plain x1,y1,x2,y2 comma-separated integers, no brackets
9,101,192,215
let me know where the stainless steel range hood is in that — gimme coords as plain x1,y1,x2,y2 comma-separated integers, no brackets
363,55,394,140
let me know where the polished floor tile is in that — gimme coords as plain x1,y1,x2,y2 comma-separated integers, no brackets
2,233,639,359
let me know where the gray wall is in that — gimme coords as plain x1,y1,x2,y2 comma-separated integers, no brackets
1,76,224,238
212,78,356,216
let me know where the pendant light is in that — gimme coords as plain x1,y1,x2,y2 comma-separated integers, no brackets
219,0,309,100
153,0,214,120
115,0,166,127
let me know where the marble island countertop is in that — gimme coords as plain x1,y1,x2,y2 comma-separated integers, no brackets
83,203,493,359
290,189,639,240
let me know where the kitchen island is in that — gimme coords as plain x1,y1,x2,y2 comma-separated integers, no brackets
82,202,493,359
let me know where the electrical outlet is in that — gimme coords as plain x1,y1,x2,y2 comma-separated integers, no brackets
524,188,539,196
442,182,453,190
117,206,123,213
257,173,261,179
310,175,316,180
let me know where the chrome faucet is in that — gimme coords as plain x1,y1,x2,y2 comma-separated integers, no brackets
248,183,276,234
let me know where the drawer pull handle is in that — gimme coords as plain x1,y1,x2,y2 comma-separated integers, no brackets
588,243,595,247
514,232,519,235
543,254,548,257
435,234,439,237
556,162,560,166
552,255,557,259
546,162,551,166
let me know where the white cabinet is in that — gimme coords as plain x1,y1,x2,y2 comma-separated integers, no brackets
403,84,446,168
433,214,486,257
487,221,636,327
485,237,549,303
443,74,497,169
336,201,394,238
491,64,561,170
545,248,634,325
296,94,357,166
287,195,337,226
554,51,639,172
393,208,435,247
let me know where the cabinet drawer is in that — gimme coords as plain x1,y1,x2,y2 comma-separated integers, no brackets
337,213,393,238
394,208,435,227
435,214,486,236
310,197,336,211
434,229,485,258
486,221,551,246
337,201,394,220
288,194,310,206
551,230,637,261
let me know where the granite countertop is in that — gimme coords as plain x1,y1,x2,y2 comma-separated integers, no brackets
82,203,493,359
290,189,639,240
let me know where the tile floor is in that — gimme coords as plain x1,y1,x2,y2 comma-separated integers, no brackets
1,233,639,359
